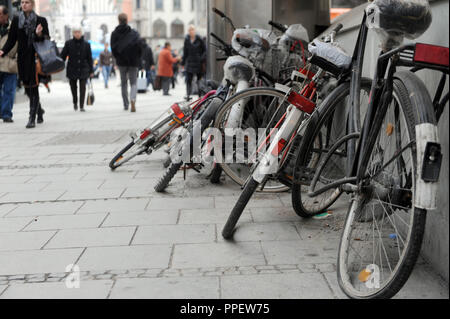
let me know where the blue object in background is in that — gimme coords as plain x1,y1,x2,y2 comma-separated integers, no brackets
88,40,109,60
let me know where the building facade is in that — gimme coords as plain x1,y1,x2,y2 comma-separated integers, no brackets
132,0,207,50
35,0,134,46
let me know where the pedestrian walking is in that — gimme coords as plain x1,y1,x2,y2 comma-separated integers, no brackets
0,0,49,129
157,42,181,96
99,42,113,89
140,39,155,89
60,26,94,112
0,5,17,123
171,49,180,89
110,13,142,112
182,25,206,100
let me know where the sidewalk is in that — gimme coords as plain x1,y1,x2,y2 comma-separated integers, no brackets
0,77,448,299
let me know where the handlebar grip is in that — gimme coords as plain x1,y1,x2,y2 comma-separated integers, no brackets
332,23,344,34
212,7,226,18
269,20,288,33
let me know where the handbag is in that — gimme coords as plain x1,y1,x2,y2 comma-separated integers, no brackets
86,79,95,106
33,39,65,75
154,75,162,91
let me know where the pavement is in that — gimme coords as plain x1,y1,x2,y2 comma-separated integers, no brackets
0,76,448,299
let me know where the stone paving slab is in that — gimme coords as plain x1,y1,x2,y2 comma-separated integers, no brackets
102,210,179,227
172,242,267,269
0,248,83,276
132,225,216,245
0,204,16,218
77,245,172,272
217,222,301,242
221,273,334,299
0,280,113,299
45,227,136,249
5,201,84,217
0,191,66,204
261,240,338,265
0,217,32,233
77,198,150,214
0,231,56,251
178,208,252,225
215,195,285,209
109,277,220,299
24,213,107,231
147,197,215,210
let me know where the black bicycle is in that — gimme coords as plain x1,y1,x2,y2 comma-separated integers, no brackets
292,0,448,298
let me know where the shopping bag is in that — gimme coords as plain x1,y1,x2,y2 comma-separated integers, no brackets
137,70,147,93
34,39,65,75
86,79,95,106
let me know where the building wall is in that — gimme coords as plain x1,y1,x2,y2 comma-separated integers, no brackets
330,0,449,282
132,0,207,50
36,0,133,45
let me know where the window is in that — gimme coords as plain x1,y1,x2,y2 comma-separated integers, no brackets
136,0,141,9
171,19,184,38
173,0,181,11
153,19,167,38
191,0,195,11
155,0,163,11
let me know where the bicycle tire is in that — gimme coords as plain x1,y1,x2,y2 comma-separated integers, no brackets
109,140,138,170
154,161,183,192
214,87,290,193
222,177,259,239
291,79,372,217
337,75,431,299
163,156,172,168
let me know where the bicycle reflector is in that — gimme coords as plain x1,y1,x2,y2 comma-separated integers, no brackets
171,103,185,120
271,138,287,156
287,91,316,114
414,43,449,67
140,129,151,140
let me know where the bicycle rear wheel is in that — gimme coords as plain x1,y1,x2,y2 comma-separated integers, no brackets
337,75,431,299
291,79,372,217
214,88,290,192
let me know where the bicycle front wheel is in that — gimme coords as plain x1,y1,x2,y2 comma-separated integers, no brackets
214,87,290,192
109,139,150,170
337,75,431,299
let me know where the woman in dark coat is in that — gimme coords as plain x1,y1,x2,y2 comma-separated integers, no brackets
182,25,206,99
60,27,93,112
0,0,49,128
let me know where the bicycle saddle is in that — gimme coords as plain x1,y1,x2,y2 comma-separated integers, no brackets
366,0,432,40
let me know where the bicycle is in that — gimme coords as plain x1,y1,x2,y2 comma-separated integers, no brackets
292,0,448,298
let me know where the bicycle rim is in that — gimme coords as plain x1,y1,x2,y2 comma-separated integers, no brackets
214,88,290,192
338,84,426,299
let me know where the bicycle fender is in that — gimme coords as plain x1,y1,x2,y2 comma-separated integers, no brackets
394,71,440,210
415,123,441,210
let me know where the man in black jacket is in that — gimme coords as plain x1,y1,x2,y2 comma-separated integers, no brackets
111,13,142,112
60,26,94,112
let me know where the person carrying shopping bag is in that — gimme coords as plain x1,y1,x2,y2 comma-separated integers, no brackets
60,26,94,112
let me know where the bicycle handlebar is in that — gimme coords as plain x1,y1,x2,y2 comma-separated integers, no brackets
268,20,288,33
212,7,226,18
